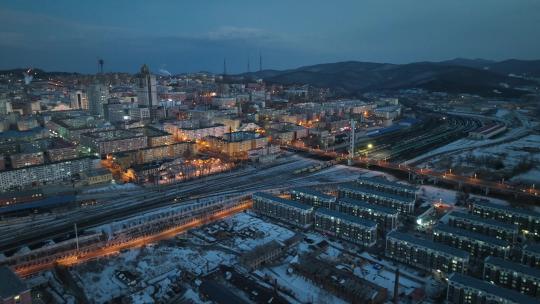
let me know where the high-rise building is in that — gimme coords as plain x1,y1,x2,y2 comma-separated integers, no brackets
88,82,109,116
70,90,89,110
136,64,158,109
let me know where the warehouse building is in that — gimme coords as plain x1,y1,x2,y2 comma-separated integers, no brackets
252,192,314,228
334,197,399,231
339,183,415,214
447,273,537,304
447,211,518,242
386,231,469,274
290,187,336,209
432,224,511,259
314,207,377,247
483,256,540,298
472,200,540,239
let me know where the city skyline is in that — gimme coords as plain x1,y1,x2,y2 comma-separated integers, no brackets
1,0,539,73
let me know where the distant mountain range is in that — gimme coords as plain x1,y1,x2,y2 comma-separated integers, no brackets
241,59,540,97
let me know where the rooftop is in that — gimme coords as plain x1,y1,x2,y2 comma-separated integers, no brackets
315,207,377,228
252,192,314,211
357,176,417,192
485,256,540,279
291,187,336,202
337,197,399,215
449,211,518,231
387,231,469,259
433,224,510,248
448,273,539,304
473,200,540,218
339,183,414,204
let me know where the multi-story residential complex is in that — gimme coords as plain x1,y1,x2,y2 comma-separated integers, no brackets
339,183,415,214
206,131,268,159
130,126,174,147
290,187,336,209
432,224,511,259
483,256,540,298
80,129,148,155
356,176,417,199
472,200,540,239
385,231,469,274
0,157,95,191
252,192,314,228
46,115,115,143
334,197,399,231
447,273,537,304
522,243,540,268
164,123,226,141
447,211,518,242
314,207,377,247
10,151,45,169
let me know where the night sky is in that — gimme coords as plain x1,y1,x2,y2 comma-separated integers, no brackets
0,0,539,74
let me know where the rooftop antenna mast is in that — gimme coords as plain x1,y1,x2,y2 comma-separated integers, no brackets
98,58,104,74
259,51,262,72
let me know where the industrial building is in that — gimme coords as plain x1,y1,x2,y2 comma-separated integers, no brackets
385,231,469,274
334,197,399,231
290,187,336,209
339,183,415,214
314,207,377,247
432,224,511,259
447,211,518,242
252,192,314,228
356,176,417,199
447,273,537,304
472,200,540,239
483,256,540,298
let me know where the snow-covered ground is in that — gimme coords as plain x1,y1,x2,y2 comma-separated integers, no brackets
83,182,140,194
226,212,296,252
417,134,540,184
262,264,348,304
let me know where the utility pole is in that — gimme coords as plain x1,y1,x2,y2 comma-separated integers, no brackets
74,223,79,251
348,120,356,166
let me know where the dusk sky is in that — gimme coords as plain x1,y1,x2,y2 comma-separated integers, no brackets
1,0,539,74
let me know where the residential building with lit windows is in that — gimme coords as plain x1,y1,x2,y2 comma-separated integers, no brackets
334,197,399,231
472,200,540,240
206,131,268,159
0,157,95,191
356,176,418,199
314,207,377,247
385,231,469,274
432,224,511,259
339,183,415,214
447,211,518,242
483,256,540,298
290,187,336,209
522,243,540,268
447,273,537,304
252,192,314,228
80,129,148,155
